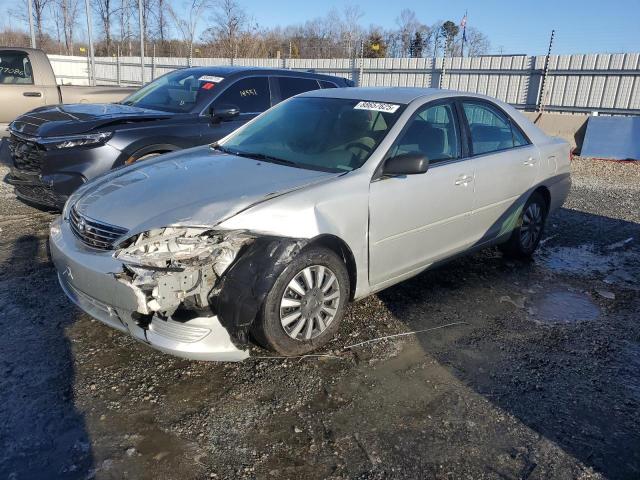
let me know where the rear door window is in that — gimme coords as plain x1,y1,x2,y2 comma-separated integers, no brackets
462,101,528,155
213,77,271,114
0,51,34,84
277,77,321,100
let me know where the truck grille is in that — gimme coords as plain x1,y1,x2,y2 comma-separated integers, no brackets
69,206,129,250
8,133,44,173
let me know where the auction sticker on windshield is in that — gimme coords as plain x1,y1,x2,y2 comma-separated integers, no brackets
354,101,400,113
199,75,224,83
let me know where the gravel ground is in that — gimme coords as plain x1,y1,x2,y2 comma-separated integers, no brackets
0,157,638,480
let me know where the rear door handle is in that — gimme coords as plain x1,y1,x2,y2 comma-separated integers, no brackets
523,157,537,166
455,174,473,186
23,91,42,97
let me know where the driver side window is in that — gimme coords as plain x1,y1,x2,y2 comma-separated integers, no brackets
212,77,271,114
389,103,460,164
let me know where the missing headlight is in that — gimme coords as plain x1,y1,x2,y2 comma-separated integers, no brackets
114,228,254,316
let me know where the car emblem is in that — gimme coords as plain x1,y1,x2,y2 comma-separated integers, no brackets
77,217,86,233
62,266,74,280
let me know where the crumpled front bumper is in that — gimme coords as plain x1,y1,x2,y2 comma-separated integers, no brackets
49,216,249,361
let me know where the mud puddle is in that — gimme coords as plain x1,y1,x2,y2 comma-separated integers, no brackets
529,291,601,324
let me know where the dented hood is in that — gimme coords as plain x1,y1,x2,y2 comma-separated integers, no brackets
74,146,339,234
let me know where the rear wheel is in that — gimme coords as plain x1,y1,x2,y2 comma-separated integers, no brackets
254,246,349,356
499,191,548,259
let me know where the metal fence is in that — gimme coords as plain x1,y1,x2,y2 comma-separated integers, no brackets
48,53,640,115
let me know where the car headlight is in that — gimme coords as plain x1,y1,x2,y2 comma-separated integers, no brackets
114,227,252,275
39,132,113,150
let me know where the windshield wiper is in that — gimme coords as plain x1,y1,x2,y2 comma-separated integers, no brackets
228,150,298,167
211,145,299,167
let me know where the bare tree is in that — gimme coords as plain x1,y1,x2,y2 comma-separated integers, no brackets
464,27,490,57
119,0,133,55
51,0,79,54
32,0,52,45
92,0,116,54
396,9,420,56
204,0,247,58
169,0,210,58
340,3,363,57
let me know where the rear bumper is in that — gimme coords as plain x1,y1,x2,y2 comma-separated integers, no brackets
548,172,572,213
49,217,249,362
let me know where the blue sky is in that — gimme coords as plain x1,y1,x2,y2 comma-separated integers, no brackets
3,0,639,54
241,0,640,54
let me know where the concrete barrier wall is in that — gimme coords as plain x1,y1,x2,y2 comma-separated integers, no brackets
522,112,589,151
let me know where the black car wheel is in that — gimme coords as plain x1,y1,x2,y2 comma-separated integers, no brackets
499,191,548,259
254,246,349,356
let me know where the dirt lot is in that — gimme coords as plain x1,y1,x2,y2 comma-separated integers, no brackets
0,157,638,480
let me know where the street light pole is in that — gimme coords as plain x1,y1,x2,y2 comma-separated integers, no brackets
84,0,96,86
27,0,36,48
138,0,145,85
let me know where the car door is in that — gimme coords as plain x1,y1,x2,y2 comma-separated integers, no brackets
200,76,272,144
368,101,475,287
0,51,47,123
460,100,541,244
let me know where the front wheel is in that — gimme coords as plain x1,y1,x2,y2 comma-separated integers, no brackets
253,246,349,356
499,191,548,259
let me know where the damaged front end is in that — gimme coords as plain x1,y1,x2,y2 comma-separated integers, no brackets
114,227,253,318
112,227,308,351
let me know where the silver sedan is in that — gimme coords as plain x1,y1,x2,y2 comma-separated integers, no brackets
50,87,571,360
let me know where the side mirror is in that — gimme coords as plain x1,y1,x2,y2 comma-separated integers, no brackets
383,153,429,176
210,104,240,122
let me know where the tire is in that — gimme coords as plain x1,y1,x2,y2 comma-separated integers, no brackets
499,191,548,259
253,246,350,356
125,152,162,165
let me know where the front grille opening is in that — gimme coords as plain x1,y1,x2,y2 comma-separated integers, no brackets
69,206,129,250
9,134,45,173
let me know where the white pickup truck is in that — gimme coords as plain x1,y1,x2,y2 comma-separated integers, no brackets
0,47,136,130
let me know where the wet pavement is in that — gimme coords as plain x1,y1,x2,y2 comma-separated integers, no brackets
0,157,638,479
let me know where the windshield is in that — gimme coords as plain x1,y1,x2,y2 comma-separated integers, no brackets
219,97,405,172
120,69,222,113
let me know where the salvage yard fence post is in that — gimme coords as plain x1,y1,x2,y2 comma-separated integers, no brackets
47,52,640,115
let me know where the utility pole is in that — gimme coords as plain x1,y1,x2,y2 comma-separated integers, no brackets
359,39,364,87
440,37,450,89
537,29,555,113
138,0,145,85
27,0,36,48
84,0,96,86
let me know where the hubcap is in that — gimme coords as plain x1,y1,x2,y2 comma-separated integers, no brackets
520,202,544,250
280,265,340,341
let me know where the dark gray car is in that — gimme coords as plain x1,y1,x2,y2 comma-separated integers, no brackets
4,66,352,209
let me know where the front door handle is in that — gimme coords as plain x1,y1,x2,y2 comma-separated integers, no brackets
455,174,473,186
23,91,42,97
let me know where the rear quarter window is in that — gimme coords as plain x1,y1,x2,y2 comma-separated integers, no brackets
277,77,321,100
0,52,33,85
320,80,338,89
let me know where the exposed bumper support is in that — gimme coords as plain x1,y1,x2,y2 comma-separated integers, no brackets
50,217,250,361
